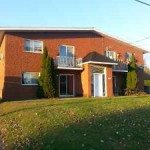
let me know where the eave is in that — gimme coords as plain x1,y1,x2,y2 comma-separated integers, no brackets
0,27,149,53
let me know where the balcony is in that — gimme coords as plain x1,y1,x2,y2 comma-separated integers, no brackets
55,56,83,69
112,61,128,72
105,51,128,72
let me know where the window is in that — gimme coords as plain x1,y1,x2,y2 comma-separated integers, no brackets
59,45,74,57
105,50,116,60
125,52,132,62
25,39,43,53
22,72,40,85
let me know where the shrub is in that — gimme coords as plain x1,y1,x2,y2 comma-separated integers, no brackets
126,54,138,95
37,46,57,98
125,88,147,96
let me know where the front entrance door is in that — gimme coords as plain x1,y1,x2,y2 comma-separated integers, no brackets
59,74,74,97
94,73,103,97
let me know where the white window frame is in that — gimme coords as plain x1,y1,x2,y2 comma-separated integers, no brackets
105,50,116,60
59,45,75,57
21,72,40,85
25,39,43,54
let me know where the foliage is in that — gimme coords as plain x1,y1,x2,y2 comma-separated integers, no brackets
36,47,48,98
37,46,57,98
51,58,57,96
44,56,56,98
124,88,147,96
144,80,150,86
36,82,45,98
144,66,150,75
126,54,138,95
0,97,150,150
144,66,150,80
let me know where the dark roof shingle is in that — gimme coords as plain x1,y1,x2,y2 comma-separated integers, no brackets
83,51,117,65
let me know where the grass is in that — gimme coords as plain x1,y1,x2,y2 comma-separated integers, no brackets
0,96,150,150
144,80,150,86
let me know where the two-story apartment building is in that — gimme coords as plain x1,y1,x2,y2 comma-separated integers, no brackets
0,27,147,100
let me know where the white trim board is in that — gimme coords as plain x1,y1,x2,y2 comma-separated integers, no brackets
0,27,148,53
113,70,128,72
82,61,118,65
57,67,83,70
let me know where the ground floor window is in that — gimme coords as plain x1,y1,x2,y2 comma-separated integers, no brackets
59,74,74,96
22,72,40,85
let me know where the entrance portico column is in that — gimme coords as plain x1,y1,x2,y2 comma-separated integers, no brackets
81,64,91,97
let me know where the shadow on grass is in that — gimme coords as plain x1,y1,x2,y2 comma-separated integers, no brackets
8,106,150,150
2,96,149,118
0,99,93,117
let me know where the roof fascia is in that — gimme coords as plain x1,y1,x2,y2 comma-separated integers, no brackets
0,27,148,53
94,28,149,53
82,61,118,65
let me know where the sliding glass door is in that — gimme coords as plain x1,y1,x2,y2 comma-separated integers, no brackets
59,74,74,97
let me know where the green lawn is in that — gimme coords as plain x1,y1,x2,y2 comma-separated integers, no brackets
144,80,150,86
0,96,150,150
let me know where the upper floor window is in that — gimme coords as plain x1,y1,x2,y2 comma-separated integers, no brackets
25,39,43,53
59,45,74,57
105,50,116,60
22,72,40,85
125,52,132,62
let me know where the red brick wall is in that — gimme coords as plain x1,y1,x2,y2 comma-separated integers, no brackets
3,33,42,100
106,66,113,97
3,32,104,99
1,31,145,99
103,36,144,90
0,35,6,99
103,36,144,66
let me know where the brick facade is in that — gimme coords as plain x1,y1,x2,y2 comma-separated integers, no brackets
0,29,145,100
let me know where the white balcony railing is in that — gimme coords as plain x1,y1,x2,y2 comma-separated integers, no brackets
105,53,128,72
113,62,128,71
56,56,82,68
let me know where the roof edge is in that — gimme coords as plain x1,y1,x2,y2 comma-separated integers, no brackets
0,27,95,31
0,27,149,53
94,28,149,53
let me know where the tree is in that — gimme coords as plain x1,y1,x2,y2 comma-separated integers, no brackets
126,54,138,94
36,46,48,98
44,56,57,98
50,58,57,96
37,46,57,98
